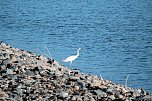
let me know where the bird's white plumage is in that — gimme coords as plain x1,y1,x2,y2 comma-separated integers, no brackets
62,48,81,65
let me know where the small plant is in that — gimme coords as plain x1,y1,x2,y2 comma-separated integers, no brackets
125,75,129,88
100,75,103,80
44,45,52,60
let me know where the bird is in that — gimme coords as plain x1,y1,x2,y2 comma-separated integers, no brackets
62,48,81,66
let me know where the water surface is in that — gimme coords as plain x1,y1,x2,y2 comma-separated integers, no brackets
0,0,152,91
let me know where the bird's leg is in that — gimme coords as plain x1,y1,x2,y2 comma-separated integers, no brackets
70,61,72,66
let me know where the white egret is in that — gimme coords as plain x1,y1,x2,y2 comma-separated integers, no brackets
62,48,81,66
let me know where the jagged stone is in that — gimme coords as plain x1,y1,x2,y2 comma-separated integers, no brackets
6,69,13,74
59,91,68,98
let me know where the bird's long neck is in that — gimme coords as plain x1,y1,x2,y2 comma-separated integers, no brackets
76,50,79,57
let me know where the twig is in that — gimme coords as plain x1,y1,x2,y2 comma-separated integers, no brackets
125,75,129,88
100,75,103,80
44,45,52,60
40,51,50,58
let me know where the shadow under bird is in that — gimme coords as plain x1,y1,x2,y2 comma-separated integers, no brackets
62,48,81,66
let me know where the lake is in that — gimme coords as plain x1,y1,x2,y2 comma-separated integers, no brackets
0,0,152,91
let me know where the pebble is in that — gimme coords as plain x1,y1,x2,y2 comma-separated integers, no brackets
71,96,76,100
107,88,115,95
77,97,83,101
83,96,90,101
59,91,68,98
109,95,115,100
74,85,80,91
118,94,124,99
94,90,107,97
6,69,13,74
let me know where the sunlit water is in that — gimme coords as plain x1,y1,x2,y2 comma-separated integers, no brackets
0,0,152,91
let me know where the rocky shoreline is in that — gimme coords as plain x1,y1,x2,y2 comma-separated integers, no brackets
0,42,151,101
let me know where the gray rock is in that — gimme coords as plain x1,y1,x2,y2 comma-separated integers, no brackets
1,58,10,66
141,88,147,95
0,53,9,60
118,94,124,99
59,91,68,98
137,95,152,101
0,54,5,60
71,96,76,100
108,95,115,100
106,88,116,95
132,89,141,96
1,42,7,47
77,97,83,101
25,69,35,76
17,59,25,66
25,79,36,85
7,69,13,74
3,53,10,59
40,70,48,76
125,92,133,97
21,66,26,73
55,71,62,77
0,65,6,70
89,97,96,101
94,90,107,97
83,95,90,101
77,80,86,88
74,85,79,91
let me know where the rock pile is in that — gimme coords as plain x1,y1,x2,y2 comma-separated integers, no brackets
0,42,151,101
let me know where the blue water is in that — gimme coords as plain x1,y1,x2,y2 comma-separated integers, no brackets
0,0,152,91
